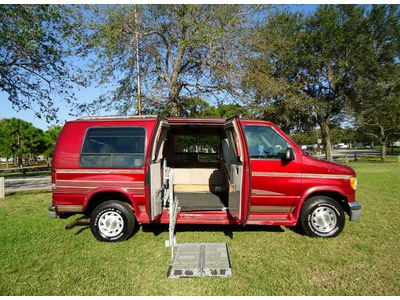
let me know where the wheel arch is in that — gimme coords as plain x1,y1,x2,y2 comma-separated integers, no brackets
84,188,140,218
294,186,350,222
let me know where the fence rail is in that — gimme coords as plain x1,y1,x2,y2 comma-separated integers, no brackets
0,166,50,174
0,176,51,198
312,151,400,162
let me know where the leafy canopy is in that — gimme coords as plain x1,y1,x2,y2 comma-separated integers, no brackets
0,4,76,121
74,4,263,116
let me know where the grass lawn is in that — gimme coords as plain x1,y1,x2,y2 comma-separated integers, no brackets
0,162,399,295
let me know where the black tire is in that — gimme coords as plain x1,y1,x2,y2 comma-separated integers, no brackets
90,200,136,242
299,196,345,238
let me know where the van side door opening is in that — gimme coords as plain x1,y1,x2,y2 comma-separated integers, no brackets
150,118,250,225
162,124,229,212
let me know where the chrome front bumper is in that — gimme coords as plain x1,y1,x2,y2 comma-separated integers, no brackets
349,202,362,221
48,205,57,218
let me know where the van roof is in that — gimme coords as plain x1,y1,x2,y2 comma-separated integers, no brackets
76,115,158,121
68,115,274,126
167,117,226,125
69,115,226,124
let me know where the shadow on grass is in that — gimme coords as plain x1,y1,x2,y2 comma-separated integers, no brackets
74,226,90,235
285,224,306,236
142,223,285,239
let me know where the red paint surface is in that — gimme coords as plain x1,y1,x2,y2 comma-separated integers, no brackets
52,117,357,227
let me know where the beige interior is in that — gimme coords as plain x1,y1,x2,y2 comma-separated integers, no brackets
161,124,239,211
173,168,228,193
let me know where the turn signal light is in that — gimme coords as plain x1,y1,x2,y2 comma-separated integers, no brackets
350,177,357,190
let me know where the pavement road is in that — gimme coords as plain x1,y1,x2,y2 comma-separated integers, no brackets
334,149,381,155
313,149,382,160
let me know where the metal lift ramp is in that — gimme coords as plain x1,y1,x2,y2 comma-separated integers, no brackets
167,243,232,278
164,168,232,278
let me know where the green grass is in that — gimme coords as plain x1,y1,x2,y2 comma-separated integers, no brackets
0,162,399,295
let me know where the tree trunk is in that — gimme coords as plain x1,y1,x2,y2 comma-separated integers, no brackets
320,121,333,161
170,98,180,117
168,39,186,117
169,84,181,117
379,126,387,163
18,156,26,175
381,141,386,163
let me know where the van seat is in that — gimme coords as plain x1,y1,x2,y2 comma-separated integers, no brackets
172,168,227,193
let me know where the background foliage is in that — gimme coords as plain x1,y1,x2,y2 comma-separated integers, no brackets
0,4,399,161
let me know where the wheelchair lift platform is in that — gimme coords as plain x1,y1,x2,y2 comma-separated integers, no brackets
164,168,232,278
168,243,232,278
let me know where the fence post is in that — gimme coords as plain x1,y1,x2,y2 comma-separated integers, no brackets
354,153,358,162
0,177,4,199
344,155,349,163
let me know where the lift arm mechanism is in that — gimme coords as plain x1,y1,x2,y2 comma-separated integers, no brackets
163,160,179,259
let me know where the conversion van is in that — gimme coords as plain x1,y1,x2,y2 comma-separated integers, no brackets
49,116,361,242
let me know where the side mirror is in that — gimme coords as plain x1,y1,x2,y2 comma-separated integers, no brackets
283,148,295,161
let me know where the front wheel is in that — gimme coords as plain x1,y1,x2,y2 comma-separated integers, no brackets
299,196,345,238
90,201,136,242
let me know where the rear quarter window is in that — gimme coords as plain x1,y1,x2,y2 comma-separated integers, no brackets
80,127,145,168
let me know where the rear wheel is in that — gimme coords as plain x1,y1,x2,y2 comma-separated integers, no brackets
299,196,345,238
90,200,136,242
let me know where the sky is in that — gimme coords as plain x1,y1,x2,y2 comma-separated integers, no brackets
0,4,318,131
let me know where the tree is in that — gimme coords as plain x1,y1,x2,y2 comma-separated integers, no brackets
244,5,370,161
0,5,76,121
355,79,400,162
74,4,263,117
290,129,320,146
0,118,47,169
147,96,250,119
352,5,400,162
0,119,13,167
42,125,62,163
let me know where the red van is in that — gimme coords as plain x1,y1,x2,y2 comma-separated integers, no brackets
48,116,361,242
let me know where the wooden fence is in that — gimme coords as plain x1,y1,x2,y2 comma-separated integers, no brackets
0,177,51,198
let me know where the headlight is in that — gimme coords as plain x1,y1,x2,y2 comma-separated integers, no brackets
349,177,357,190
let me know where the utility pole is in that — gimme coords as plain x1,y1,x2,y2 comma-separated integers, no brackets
134,6,142,115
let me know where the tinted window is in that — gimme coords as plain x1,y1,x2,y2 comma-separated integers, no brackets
244,125,291,159
80,127,145,168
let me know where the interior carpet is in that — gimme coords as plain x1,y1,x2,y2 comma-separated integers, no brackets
176,192,228,211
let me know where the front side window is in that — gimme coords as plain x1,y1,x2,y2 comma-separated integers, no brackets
80,127,145,168
244,125,291,159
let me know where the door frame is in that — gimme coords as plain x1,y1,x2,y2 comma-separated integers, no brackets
148,117,169,221
224,116,251,225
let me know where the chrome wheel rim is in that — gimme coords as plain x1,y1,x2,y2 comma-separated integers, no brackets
98,211,124,237
311,206,337,233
